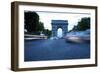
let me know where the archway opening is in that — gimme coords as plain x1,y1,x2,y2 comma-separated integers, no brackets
57,28,63,38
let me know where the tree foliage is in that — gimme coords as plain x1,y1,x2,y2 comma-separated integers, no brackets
24,11,39,33
72,17,90,31
24,11,51,37
37,22,44,31
43,29,51,38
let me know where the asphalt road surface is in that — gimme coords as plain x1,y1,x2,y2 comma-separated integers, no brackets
24,39,90,61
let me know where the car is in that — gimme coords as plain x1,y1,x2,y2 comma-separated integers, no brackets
65,30,90,43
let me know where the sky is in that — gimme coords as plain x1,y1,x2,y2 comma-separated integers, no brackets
36,11,90,31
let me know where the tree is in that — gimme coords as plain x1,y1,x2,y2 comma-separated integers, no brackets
72,25,78,31
24,11,51,37
77,17,90,31
24,11,39,33
43,29,51,38
72,17,90,31
37,22,44,32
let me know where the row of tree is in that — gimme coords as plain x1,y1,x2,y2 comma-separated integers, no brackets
24,11,51,38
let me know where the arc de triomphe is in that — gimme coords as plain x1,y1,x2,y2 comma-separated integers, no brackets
51,20,68,38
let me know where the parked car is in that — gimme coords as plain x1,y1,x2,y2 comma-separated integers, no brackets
65,30,90,43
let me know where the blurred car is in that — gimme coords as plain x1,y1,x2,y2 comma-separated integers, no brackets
65,30,90,43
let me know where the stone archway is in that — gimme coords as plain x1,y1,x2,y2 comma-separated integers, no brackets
57,28,63,38
51,20,68,38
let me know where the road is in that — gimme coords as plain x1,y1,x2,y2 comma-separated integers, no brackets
24,39,90,61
